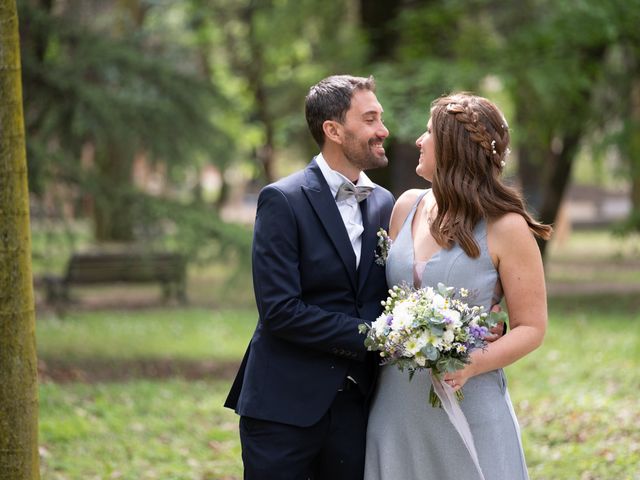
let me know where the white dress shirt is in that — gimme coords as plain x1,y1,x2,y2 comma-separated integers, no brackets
315,154,376,268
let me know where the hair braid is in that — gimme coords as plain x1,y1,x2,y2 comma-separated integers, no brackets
444,101,509,172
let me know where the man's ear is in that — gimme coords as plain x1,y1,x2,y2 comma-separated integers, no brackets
322,120,343,145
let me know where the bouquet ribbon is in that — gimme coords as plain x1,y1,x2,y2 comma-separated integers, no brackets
430,371,486,480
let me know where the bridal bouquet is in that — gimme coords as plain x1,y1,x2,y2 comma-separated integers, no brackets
359,283,503,407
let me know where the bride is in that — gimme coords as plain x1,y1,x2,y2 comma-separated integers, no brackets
364,93,551,479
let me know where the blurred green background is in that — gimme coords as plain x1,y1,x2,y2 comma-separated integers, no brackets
14,0,640,478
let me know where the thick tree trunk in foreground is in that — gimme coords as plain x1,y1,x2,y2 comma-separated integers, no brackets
0,1,41,478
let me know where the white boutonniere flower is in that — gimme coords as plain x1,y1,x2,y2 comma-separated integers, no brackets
374,228,392,266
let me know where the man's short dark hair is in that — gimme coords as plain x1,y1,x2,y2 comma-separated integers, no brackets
305,75,376,148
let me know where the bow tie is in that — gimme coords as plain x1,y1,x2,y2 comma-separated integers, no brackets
335,182,374,203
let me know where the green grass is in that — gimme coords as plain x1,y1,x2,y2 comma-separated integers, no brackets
39,380,241,480
37,308,253,479
37,308,256,362
37,296,640,479
507,295,640,479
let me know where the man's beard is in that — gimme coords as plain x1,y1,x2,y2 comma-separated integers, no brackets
343,131,388,171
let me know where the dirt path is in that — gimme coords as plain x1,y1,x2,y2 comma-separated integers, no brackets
38,358,240,384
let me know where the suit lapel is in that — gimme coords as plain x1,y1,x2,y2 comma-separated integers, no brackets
302,160,358,291
357,195,379,293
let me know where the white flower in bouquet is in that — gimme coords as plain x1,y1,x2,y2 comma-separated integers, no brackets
390,301,414,331
371,314,389,334
442,328,455,346
431,293,446,310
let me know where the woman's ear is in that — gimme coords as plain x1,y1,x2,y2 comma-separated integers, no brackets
322,120,343,145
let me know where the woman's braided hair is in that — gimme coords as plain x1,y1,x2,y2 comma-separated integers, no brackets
429,93,552,257
443,102,508,170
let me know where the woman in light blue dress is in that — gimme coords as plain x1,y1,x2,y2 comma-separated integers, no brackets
365,93,552,479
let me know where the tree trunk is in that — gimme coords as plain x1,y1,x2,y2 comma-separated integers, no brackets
116,0,149,29
517,142,546,214
246,1,276,184
536,133,582,256
514,85,546,215
359,0,402,59
359,0,406,193
0,1,41,478
514,69,602,257
93,144,135,242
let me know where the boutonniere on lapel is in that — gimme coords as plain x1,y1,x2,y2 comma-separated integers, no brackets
374,228,392,266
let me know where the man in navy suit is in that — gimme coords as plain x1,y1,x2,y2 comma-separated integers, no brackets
225,75,394,479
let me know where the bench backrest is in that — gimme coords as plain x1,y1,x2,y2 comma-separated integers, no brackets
64,252,185,284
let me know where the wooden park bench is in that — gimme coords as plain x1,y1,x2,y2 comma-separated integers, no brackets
44,251,187,304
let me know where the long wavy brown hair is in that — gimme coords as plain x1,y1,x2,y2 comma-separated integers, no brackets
429,93,552,258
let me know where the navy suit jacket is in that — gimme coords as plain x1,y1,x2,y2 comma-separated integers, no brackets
224,158,394,427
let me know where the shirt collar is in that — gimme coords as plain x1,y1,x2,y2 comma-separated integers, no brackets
315,153,376,199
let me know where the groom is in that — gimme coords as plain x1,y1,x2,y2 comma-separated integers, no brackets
225,75,394,479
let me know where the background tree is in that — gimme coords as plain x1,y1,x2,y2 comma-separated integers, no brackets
597,37,640,232
19,0,229,242
366,0,501,195
0,0,40,478
492,0,611,254
16,0,640,261
368,0,640,254
187,0,367,184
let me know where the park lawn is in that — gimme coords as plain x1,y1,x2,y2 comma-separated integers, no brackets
39,379,241,480
37,296,640,479
37,307,255,480
509,293,640,480
37,308,256,363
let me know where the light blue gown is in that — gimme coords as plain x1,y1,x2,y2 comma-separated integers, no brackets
364,190,529,480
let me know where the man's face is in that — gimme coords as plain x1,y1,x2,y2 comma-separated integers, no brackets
339,90,389,171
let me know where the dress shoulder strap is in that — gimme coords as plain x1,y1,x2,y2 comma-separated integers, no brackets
398,189,431,233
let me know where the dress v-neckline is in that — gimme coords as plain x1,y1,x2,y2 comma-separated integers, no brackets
407,190,443,287
410,194,442,262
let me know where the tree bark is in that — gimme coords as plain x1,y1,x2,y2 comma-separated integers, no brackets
93,144,135,242
116,0,149,29
514,84,546,215
245,0,276,183
514,42,607,257
358,0,402,59
536,133,582,256
358,0,405,193
0,1,41,478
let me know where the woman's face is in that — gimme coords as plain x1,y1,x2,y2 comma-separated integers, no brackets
415,118,436,181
